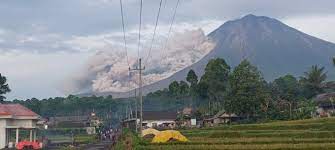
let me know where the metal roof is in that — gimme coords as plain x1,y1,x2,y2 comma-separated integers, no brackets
143,111,177,121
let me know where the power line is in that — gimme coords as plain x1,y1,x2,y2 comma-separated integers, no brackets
119,0,130,67
144,0,163,65
161,0,180,60
163,0,167,8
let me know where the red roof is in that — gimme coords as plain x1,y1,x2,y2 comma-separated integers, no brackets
0,104,39,117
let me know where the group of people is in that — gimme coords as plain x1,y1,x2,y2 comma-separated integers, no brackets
100,127,121,146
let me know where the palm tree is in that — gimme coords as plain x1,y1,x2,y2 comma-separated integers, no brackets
300,65,327,98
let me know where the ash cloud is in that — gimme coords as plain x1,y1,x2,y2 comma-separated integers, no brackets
63,29,215,94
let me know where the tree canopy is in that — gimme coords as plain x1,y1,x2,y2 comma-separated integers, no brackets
186,69,199,98
271,75,301,102
199,58,230,102
186,70,198,86
0,74,11,101
300,65,327,98
225,60,269,118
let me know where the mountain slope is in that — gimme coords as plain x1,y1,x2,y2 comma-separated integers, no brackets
82,14,335,98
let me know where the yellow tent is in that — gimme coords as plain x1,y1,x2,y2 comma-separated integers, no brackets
151,130,188,143
142,128,160,137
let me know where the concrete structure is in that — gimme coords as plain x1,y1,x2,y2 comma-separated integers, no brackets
122,111,177,131
0,104,40,149
48,115,90,128
142,111,177,129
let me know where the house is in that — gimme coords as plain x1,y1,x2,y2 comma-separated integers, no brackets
47,112,102,135
203,111,240,127
48,115,91,128
315,92,335,117
0,104,40,149
182,107,193,117
122,118,138,131
142,111,177,129
178,107,197,127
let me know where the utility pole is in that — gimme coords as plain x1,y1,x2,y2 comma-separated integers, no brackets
129,58,145,136
126,105,128,119
129,69,138,132
135,88,138,132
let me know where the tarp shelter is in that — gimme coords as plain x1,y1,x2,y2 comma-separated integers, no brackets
151,130,188,143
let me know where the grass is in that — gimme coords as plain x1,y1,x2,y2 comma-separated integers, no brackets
74,134,97,144
134,118,335,150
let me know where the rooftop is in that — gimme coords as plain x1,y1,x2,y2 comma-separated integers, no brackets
0,104,39,119
143,111,177,121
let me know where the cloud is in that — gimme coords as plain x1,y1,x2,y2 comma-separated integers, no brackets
0,51,91,100
283,15,335,43
63,29,215,94
2,0,335,35
2,0,335,99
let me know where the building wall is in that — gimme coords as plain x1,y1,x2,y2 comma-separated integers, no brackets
0,119,7,149
6,119,36,128
0,119,37,149
143,120,175,128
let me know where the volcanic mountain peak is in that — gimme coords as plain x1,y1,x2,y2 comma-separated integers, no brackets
80,14,335,98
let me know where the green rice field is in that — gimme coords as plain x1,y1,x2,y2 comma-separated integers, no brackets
136,118,335,150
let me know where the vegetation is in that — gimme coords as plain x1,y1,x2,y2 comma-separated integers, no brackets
198,58,230,114
1,57,333,124
300,65,327,98
135,118,335,150
0,73,10,102
4,94,194,125
148,58,329,122
114,128,142,150
225,60,269,119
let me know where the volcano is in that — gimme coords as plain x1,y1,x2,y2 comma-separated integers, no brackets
80,14,335,98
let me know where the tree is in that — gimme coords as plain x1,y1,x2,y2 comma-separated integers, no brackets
199,58,230,114
186,69,199,100
225,60,269,119
271,75,301,101
169,81,180,97
0,73,11,102
270,75,301,119
186,70,198,86
300,65,327,98
179,81,190,97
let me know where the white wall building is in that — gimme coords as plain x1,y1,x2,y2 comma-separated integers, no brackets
142,111,177,129
0,104,40,149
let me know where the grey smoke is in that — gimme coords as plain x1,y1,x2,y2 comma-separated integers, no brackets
62,29,215,94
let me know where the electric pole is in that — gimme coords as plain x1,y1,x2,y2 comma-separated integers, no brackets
129,58,145,136
129,70,138,133
135,88,138,133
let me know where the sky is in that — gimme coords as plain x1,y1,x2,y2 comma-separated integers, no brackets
1,0,335,100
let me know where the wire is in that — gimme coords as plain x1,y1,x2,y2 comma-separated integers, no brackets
137,0,143,63
163,0,167,8
119,0,130,67
144,0,163,65
161,0,180,60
